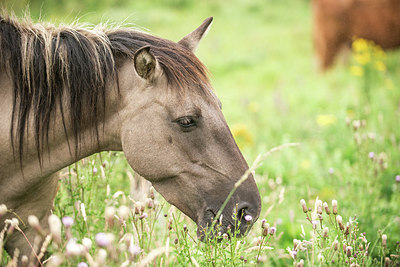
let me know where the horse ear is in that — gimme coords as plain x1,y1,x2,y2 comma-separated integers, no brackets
134,46,157,80
178,17,213,52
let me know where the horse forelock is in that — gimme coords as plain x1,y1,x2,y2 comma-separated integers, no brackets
0,14,212,164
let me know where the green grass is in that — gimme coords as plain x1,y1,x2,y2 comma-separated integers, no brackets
1,0,400,265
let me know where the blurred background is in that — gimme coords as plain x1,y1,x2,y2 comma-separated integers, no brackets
1,0,400,264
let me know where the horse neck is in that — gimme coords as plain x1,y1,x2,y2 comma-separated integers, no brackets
0,72,122,182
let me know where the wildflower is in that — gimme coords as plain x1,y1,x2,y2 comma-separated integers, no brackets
93,167,98,175
293,239,301,250
350,65,364,77
261,218,267,229
62,216,74,227
333,240,339,251
385,257,391,267
66,240,82,257
316,114,337,127
395,175,400,183
375,60,386,72
323,227,329,238
148,186,155,199
368,152,375,160
352,120,361,131
0,204,7,217
95,232,114,248
244,215,253,222
332,200,338,214
82,237,92,251
146,198,154,209
382,234,387,248
354,53,370,65
297,259,304,267
352,38,368,52
336,215,344,230
77,263,88,267
323,202,331,215
96,249,107,265
129,238,142,256
105,206,116,227
48,214,62,245
328,168,334,175
231,123,254,149
269,227,276,235
139,213,148,220
134,202,144,215
318,253,324,262
183,224,187,232
346,246,352,257
316,200,323,215
118,205,130,220
311,220,319,229
300,199,307,213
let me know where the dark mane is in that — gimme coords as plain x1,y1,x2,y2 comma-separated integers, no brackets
0,14,211,163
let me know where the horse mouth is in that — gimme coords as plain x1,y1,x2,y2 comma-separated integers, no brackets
196,208,257,241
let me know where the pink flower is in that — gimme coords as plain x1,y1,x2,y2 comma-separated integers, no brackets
244,215,253,222
62,216,74,227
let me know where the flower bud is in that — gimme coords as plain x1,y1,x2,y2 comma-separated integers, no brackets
332,200,338,215
105,206,116,227
323,227,329,238
382,234,387,248
293,239,301,250
66,240,82,257
269,227,276,236
316,200,323,215
82,237,92,251
48,215,62,245
323,202,331,215
333,240,339,251
346,246,352,257
297,259,304,267
300,199,307,213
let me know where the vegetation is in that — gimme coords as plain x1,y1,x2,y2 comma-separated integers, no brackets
1,0,400,265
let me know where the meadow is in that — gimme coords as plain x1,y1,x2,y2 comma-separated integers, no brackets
1,0,400,265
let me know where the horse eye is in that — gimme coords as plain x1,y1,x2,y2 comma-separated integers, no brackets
176,116,196,128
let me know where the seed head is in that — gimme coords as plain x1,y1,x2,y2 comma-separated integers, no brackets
48,214,62,245
382,234,387,247
82,237,92,251
66,240,84,257
28,215,40,228
300,199,307,213
332,200,338,214
118,205,130,220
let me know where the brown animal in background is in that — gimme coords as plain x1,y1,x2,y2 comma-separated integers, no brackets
312,0,400,70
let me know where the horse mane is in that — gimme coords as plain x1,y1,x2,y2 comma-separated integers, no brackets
0,14,211,164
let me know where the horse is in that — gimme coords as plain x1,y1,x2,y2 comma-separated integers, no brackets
0,14,261,261
312,0,400,70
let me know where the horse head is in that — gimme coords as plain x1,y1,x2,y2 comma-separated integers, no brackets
116,18,261,237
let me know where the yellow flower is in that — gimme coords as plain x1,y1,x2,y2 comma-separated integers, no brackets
346,109,355,119
231,123,254,149
350,65,364,77
316,114,337,127
374,60,386,72
354,53,370,65
352,38,369,53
